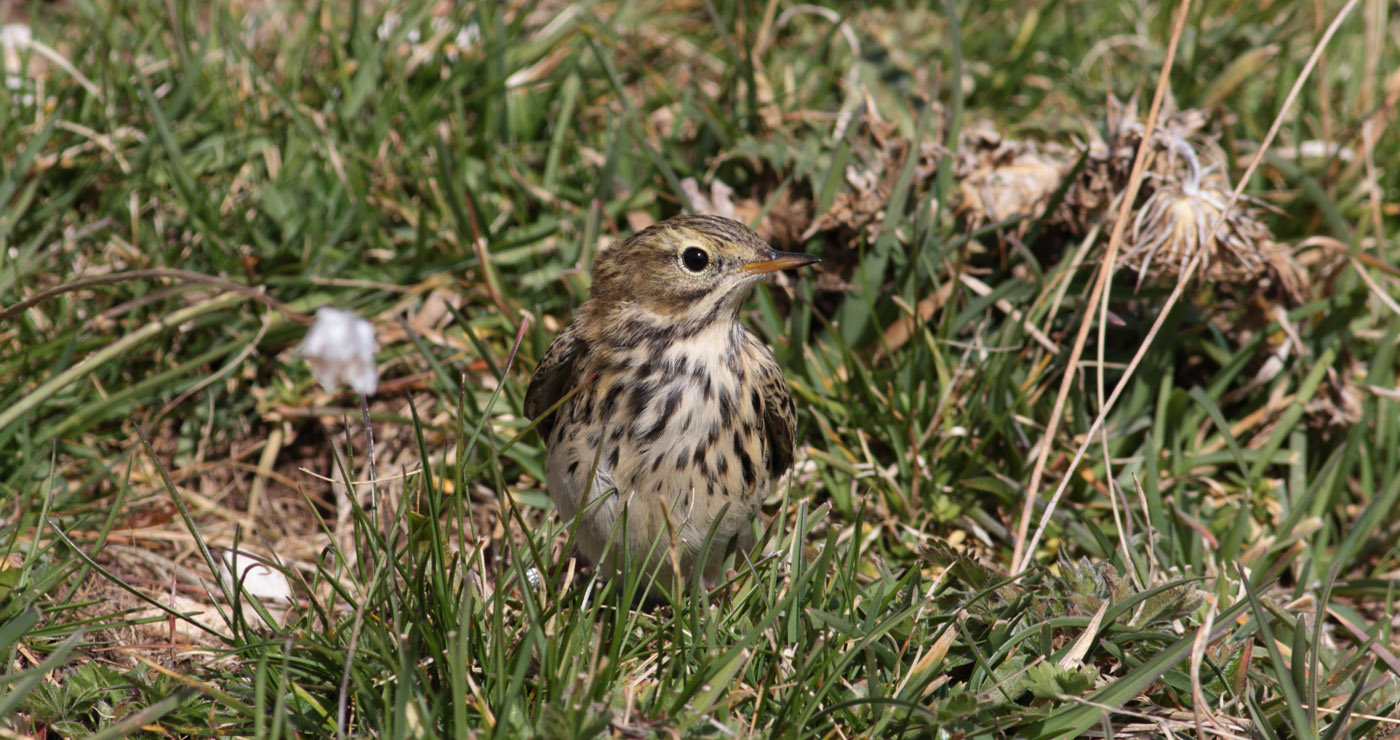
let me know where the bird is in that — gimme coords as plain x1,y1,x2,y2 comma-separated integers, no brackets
524,214,819,594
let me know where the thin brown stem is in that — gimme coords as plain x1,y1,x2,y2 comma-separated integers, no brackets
1011,0,1194,574
1018,0,1364,573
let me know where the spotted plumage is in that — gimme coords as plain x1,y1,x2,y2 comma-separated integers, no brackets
525,215,816,591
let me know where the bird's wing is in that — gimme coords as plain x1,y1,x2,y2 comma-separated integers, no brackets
756,351,798,480
524,323,586,440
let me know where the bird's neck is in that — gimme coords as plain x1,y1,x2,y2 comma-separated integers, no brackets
584,300,744,352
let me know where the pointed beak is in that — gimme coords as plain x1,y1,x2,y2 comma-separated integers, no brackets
740,249,821,276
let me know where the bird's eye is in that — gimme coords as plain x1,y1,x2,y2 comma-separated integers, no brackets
681,246,710,272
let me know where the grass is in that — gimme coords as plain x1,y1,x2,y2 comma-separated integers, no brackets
2,0,1399,737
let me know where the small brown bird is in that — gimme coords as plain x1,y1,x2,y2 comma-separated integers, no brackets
525,215,818,592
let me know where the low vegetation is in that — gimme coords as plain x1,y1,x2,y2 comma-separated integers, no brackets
2,0,1398,737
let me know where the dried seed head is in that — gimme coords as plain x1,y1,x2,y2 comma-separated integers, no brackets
954,125,1067,232
1057,98,1217,238
1123,136,1304,298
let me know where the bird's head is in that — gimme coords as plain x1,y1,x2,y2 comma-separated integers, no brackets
584,215,819,330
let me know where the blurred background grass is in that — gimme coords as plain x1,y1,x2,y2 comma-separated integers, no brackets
2,0,1398,737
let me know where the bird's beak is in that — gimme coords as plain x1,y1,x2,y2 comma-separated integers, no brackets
741,249,821,275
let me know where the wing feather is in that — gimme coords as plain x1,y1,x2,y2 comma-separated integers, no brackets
754,347,797,480
524,324,586,441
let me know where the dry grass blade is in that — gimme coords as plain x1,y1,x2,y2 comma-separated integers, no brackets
959,273,1059,353
1349,256,1400,320
0,268,311,324
1018,0,1365,572
1010,0,1194,575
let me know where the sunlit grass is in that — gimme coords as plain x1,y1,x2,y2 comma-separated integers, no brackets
2,0,1398,737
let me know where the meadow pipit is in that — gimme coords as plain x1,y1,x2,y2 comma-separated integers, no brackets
525,215,819,591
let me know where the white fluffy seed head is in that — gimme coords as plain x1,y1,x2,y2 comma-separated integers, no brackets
298,307,380,396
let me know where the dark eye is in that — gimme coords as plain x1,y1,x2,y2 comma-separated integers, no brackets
681,247,710,272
